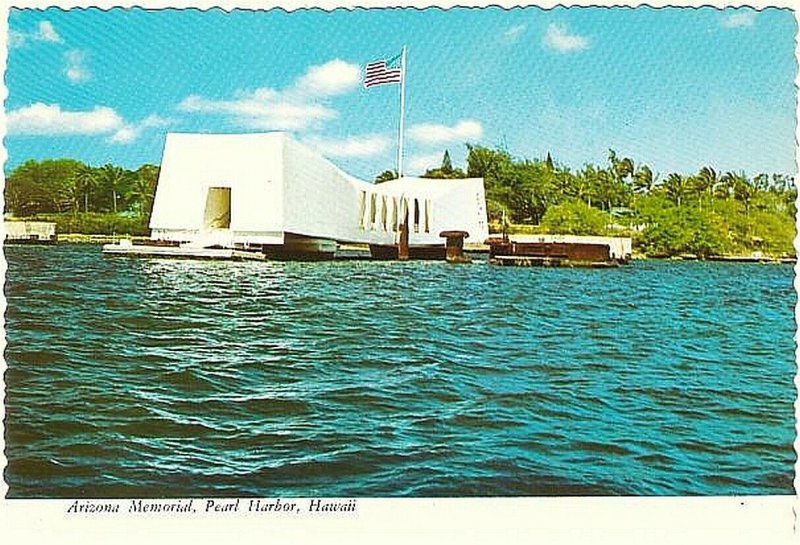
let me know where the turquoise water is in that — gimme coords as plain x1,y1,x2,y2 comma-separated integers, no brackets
3,244,796,497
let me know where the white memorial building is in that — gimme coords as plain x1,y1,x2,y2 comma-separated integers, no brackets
148,132,489,258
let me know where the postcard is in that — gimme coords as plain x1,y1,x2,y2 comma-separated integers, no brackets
1,0,797,542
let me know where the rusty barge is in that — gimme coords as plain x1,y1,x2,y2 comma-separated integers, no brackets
487,234,632,268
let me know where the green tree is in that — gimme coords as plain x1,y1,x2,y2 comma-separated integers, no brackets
422,150,466,179
545,152,554,171
466,145,514,221
466,144,513,182
540,200,611,235
99,164,128,213
633,164,654,195
5,159,83,216
663,173,690,208
73,164,98,213
441,150,453,175
608,149,634,184
692,166,718,211
732,173,757,216
374,169,398,183
130,164,160,217
717,171,739,200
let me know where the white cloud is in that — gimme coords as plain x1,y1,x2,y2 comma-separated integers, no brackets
8,30,27,48
179,93,336,131
303,134,391,158
722,11,756,29
542,23,590,53
7,103,169,144
503,24,526,43
109,126,138,144
407,120,483,145
110,115,171,144
407,152,447,174
9,20,62,47
64,50,90,83
36,21,62,43
295,59,361,97
177,59,360,131
8,103,124,135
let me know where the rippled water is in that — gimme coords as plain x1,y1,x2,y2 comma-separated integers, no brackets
3,244,796,497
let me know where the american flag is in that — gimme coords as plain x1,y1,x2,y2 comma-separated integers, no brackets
363,55,403,89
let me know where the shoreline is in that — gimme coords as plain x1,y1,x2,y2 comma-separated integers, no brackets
21,234,794,264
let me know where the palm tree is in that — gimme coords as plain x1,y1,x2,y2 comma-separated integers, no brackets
132,164,159,216
73,164,97,213
717,171,738,200
752,173,769,193
732,173,757,216
608,149,634,185
693,166,717,211
554,169,575,199
664,173,689,208
771,173,792,194
597,169,619,211
578,165,602,208
130,175,152,217
633,165,654,195
100,164,127,213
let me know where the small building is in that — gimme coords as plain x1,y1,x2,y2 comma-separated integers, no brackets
148,132,489,258
4,221,57,244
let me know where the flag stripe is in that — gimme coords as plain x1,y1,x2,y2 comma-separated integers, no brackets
364,71,402,85
363,57,402,89
366,71,402,81
365,75,402,84
364,75,402,88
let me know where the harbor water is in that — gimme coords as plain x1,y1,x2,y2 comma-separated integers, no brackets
4,244,796,497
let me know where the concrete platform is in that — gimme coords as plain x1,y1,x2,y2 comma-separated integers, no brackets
102,242,266,261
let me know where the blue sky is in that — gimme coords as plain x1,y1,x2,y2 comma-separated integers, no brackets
4,6,797,180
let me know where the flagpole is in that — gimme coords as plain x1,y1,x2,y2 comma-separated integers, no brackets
397,45,407,180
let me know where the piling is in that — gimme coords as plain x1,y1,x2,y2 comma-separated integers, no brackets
439,230,471,264
398,218,410,261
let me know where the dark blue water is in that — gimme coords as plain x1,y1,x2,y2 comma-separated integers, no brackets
3,244,796,497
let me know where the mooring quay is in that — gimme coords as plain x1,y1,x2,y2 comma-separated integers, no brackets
103,232,633,267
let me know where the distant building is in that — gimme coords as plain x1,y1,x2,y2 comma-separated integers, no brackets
4,221,57,244
149,132,489,257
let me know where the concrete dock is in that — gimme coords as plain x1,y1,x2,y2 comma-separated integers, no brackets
102,241,267,260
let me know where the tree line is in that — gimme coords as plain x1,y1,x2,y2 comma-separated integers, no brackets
5,149,796,257
5,159,160,218
378,146,796,257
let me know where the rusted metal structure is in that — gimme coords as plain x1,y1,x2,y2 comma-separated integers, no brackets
487,234,631,267
397,218,410,261
439,230,471,263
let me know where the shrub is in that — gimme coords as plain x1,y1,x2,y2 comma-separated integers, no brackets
540,200,611,236
31,213,150,236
